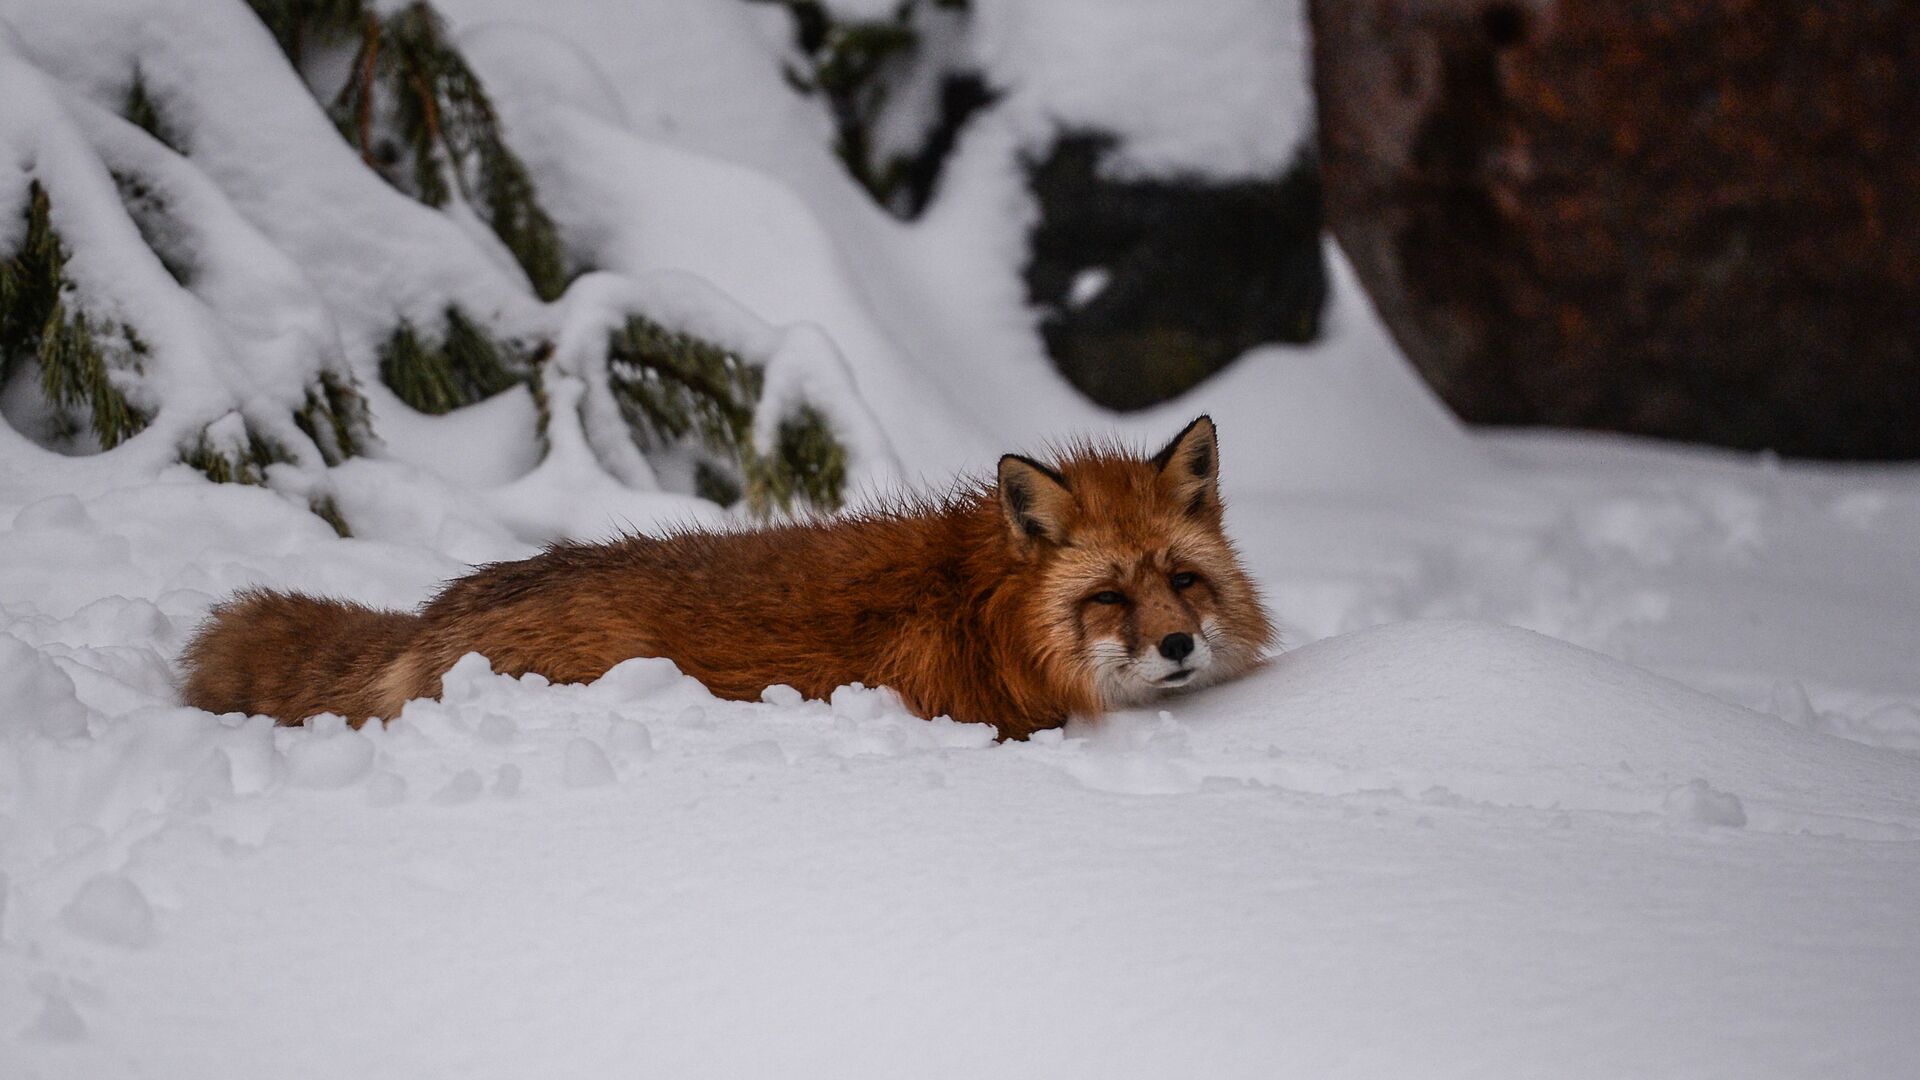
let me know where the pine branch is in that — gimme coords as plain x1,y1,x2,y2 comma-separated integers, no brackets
268,0,569,299
1,181,151,450
379,306,527,415
182,423,292,486
122,68,184,155
244,0,368,65
604,314,759,454
745,404,847,514
759,0,985,217
603,315,848,512
294,368,373,465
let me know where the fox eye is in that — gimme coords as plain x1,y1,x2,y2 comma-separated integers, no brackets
1170,572,1198,590
1091,590,1127,605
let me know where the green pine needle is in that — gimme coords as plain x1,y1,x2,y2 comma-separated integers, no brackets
604,315,848,513
294,369,373,465
251,0,571,299
2,181,152,450
379,306,526,415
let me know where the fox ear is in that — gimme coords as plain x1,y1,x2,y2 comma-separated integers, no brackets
997,454,1074,547
1152,415,1219,517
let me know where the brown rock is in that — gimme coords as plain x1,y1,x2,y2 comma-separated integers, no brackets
1313,0,1920,458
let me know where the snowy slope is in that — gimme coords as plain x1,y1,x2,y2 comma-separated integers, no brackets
4,1,1920,1077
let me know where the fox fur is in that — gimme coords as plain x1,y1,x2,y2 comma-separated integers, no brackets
179,416,1273,739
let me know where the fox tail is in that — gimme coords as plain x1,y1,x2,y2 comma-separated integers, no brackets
179,589,420,726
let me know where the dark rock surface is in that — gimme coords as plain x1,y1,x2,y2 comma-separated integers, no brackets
1024,135,1327,412
1314,0,1920,458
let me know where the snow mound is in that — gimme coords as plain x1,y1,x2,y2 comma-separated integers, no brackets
1180,621,1920,837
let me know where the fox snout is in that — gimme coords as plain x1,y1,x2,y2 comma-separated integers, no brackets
1117,618,1221,694
1083,605,1231,705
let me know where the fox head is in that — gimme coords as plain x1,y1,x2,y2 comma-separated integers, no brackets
996,416,1274,709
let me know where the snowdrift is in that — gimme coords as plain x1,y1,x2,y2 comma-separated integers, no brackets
1181,621,1920,837
4,619,1918,1077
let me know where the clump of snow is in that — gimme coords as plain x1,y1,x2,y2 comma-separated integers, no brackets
594,655,691,702
561,737,616,788
1664,778,1748,829
430,769,484,806
475,713,516,745
760,684,805,708
491,762,521,797
606,716,655,758
437,652,503,706
0,632,89,739
61,872,155,948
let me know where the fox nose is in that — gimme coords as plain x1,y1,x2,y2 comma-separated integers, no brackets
1158,632,1194,662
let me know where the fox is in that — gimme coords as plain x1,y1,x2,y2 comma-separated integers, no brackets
179,416,1273,739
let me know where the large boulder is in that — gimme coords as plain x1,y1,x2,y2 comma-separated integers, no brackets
1313,0,1920,458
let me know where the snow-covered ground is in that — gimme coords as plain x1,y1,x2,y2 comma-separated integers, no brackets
4,2,1920,1077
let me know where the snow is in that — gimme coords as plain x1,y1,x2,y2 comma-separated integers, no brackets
7,614,1919,1076
560,736,616,788
969,0,1313,178
3,0,1920,1076
59,873,154,949
280,718,376,790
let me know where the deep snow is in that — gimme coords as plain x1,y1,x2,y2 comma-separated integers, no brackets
4,1,1920,1078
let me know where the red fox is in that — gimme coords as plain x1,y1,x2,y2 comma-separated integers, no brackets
180,416,1273,739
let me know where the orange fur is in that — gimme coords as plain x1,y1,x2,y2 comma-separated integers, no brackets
178,417,1274,739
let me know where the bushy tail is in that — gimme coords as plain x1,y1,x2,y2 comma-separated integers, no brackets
179,589,421,725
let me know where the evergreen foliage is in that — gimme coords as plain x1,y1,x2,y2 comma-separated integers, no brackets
10,4,856,522
786,0,918,205
245,0,365,65
182,423,292,486
747,403,846,514
117,52,375,488
377,307,527,416
604,315,846,512
3,178,369,530
692,460,743,508
109,171,194,287
181,418,355,536
118,73,195,287
245,0,568,300
179,406,363,534
762,0,986,218
122,68,184,154
308,493,352,537
605,314,761,457
294,369,372,466
0,181,151,450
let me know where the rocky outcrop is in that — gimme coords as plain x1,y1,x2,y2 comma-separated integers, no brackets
1314,0,1920,458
